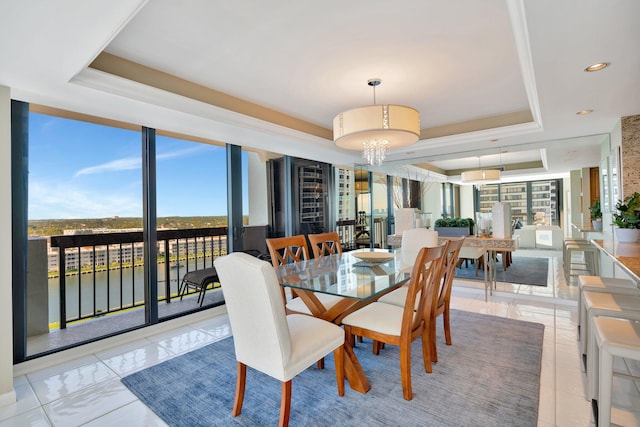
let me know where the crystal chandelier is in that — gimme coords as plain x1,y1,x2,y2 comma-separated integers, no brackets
362,139,389,166
333,79,420,166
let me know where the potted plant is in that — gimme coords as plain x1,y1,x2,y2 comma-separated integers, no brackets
434,217,472,237
612,192,640,242
588,199,602,231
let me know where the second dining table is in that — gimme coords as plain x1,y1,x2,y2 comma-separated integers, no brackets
274,248,413,393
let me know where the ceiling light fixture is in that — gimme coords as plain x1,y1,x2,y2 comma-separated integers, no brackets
584,62,610,72
461,156,501,184
333,78,420,166
576,109,594,115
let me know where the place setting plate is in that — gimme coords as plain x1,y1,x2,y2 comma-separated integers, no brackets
352,252,394,265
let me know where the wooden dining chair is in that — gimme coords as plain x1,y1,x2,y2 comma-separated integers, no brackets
214,252,344,427
308,231,343,258
265,236,345,321
430,237,465,362
341,244,447,400
377,231,446,309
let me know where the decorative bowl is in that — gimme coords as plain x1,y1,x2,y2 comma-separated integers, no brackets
352,252,394,264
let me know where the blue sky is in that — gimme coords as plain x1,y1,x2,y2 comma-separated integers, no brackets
29,113,248,219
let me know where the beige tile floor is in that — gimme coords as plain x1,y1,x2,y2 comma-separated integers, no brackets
2,251,640,426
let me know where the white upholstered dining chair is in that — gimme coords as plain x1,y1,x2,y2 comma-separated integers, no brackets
214,252,345,427
400,228,439,266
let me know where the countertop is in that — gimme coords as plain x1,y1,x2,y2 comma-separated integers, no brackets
592,239,640,280
387,234,518,250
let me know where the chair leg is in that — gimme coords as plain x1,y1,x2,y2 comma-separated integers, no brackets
279,380,292,427
198,284,207,307
333,347,345,397
444,304,452,345
372,340,380,355
232,362,247,417
399,342,413,401
430,318,438,363
421,325,433,374
317,358,324,369
178,279,188,301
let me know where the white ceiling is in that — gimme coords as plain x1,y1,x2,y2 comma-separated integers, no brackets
1,0,639,183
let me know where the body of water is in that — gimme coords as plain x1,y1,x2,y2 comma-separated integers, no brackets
45,257,213,326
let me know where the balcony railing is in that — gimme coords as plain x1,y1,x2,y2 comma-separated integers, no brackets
49,227,228,329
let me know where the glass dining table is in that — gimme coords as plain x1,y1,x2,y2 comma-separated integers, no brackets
274,249,412,393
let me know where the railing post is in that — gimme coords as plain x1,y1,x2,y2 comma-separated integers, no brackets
164,239,171,302
59,248,67,330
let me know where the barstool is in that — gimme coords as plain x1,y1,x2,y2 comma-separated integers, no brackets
562,237,593,279
564,241,599,281
563,238,590,272
580,291,640,359
562,237,591,256
577,275,639,334
590,317,640,427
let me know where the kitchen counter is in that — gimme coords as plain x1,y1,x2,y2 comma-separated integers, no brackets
592,239,640,282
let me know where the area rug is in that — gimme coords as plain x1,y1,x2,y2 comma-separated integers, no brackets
121,310,544,427
455,256,549,286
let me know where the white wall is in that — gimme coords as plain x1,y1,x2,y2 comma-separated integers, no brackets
569,170,583,237
601,125,618,244
0,86,16,406
459,185,475,219
420,182,442,221
247,152,268,225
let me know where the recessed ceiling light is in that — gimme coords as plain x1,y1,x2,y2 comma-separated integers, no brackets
584,62,610,72
490,139,499,142
576,109,594,115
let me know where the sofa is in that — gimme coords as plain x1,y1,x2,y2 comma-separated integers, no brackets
514,225,563,249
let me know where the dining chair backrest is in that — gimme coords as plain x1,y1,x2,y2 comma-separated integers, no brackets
404,243,447,335
308,231,343,258
436,237,465,308
214,252,292,377
266,235,310,268
401,228,439,265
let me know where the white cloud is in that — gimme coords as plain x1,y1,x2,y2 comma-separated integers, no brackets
74,157,140,177
29,181,142,219
73,146,209,177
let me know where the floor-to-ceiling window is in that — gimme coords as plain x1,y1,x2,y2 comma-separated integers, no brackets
26,110,144,356
372,172,388,248
155,134,228,318
441,183,458,218
476,179,562,225
17,106,240,361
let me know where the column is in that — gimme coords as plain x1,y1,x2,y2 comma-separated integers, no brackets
0,86,16,406
621,114,640,197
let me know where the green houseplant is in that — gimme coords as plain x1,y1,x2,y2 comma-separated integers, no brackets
588,199,602,231
434,217,475,237
612,192,640,242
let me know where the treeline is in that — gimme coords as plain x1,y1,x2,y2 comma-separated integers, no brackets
28,216,232,237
